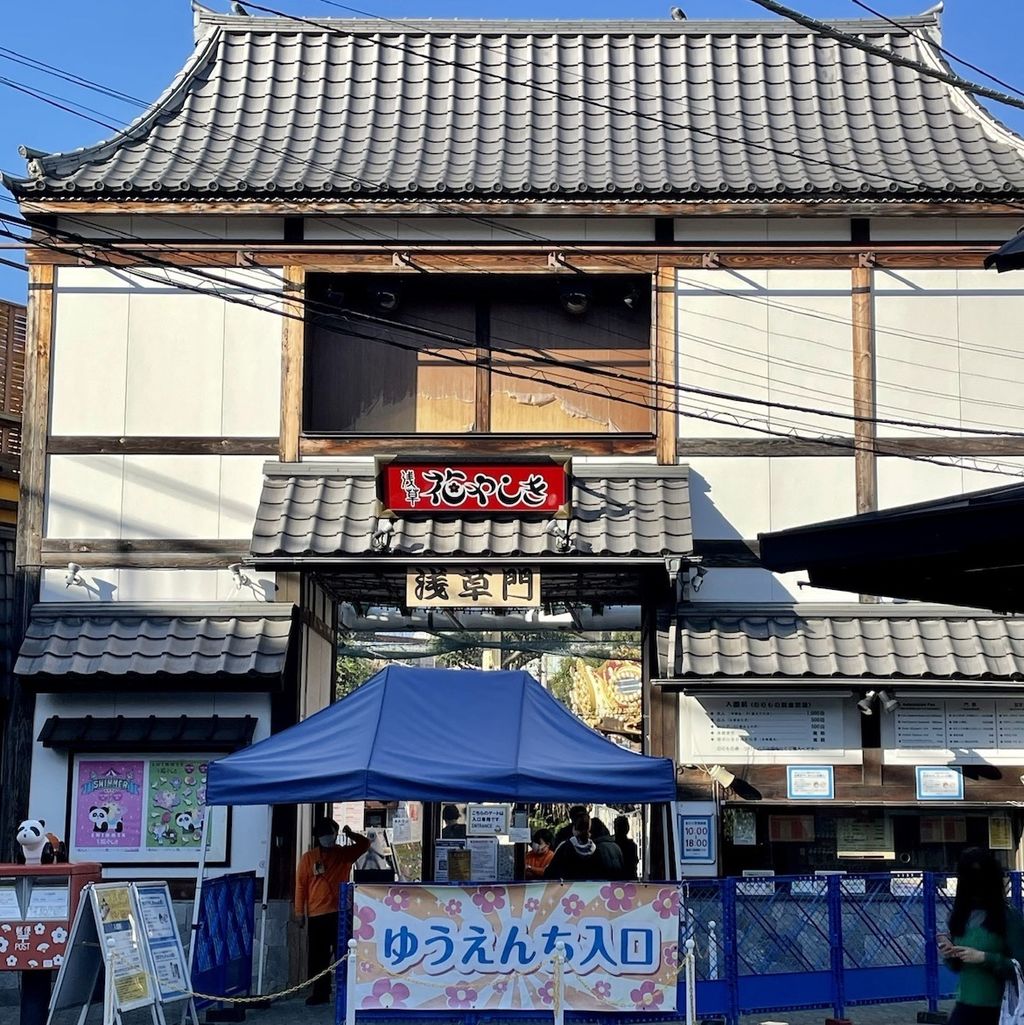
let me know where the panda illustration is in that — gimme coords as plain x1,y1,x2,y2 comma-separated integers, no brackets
89,805,124,834
174,811,198,836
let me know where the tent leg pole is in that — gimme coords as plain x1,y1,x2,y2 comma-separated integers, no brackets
662,803,673,881
256,804,272,996
187,812,212,985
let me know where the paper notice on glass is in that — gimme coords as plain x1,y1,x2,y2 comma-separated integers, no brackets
990,815,1013,851
466,837,498,880
433,840,465,883
0,883,21,920
392,803,423,844
26,885,69,920
508,810,532,844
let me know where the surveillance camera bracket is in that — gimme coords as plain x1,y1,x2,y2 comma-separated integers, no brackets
392,251,419,271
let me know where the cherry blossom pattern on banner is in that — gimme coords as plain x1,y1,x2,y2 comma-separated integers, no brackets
361,979,410,1009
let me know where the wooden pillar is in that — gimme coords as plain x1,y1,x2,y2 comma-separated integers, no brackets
0,264,53,859
654,264,678,465
280,266,306,462
852,263,879,603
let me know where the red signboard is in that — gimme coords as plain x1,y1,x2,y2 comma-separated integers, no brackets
379,461,569,515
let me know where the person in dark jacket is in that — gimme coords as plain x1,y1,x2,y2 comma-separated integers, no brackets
545,810,624,881
553,805,589,848
614,815,640,880
940,847,1024,1025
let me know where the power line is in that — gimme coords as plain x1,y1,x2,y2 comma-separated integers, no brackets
846,0,1024,99
746,0,1024,113
4,215,1024,482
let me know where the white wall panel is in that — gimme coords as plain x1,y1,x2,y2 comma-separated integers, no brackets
51,268,130,435
687,457,770,539
876,457,963,510
691,568,776,603
49,267,282,437
305,217,654,241
46,455,124,537
121,456,222,538
217,457,270,538
673,218,850,242
676,270,769,438
768,458,856,532
40,568,278,603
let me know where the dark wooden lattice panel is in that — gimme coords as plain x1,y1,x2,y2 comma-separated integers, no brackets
0,300,25,459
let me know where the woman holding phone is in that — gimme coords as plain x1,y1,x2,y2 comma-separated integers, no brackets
940,847,1024,1024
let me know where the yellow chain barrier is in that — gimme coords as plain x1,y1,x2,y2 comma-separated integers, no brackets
190,952,348,1005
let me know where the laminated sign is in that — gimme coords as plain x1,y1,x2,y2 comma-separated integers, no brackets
48,880,194,1024
352,882,678,1013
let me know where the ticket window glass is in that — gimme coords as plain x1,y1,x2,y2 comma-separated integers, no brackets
722,809,1020,876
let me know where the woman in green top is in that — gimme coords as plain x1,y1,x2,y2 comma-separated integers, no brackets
939,847,1024,1025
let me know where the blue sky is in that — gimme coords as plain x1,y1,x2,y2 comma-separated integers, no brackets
2,0,1023,302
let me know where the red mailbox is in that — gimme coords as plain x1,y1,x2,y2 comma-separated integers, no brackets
0,863,101,971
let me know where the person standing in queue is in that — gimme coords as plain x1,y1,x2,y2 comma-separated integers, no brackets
939,846,1024,1025
441,804,467,839
525,828,555,879
614,815,640,880
295,817,370,1005
545,810,624,881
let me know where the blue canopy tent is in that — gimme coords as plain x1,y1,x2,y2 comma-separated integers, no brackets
207,665,676,805
193,668,677,997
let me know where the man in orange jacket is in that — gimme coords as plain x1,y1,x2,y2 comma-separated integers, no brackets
295,817,370,1005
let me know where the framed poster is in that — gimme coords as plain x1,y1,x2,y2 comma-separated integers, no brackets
786,765,834,800
990,815,1014,851
915,766,964,801
70,754,229,865
837,817,894,859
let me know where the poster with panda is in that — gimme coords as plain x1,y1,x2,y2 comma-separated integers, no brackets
70,755,229,865
72,760,144,853
145,759,210,853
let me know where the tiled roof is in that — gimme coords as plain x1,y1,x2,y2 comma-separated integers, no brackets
659,605,1024,680
15,603,295,681
8,11,1024,202
250,461,692,559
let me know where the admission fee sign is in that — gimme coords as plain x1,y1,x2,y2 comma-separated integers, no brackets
353,882,678,1013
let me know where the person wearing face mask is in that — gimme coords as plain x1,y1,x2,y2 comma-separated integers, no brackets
525,829,555,879
295,817,370,1005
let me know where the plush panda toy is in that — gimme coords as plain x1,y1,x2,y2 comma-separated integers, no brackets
16,820,67,865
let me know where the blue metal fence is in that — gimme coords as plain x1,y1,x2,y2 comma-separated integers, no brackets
335,873,1023,1024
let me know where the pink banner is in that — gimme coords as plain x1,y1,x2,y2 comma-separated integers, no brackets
354,882,678,1013
73,760,145,851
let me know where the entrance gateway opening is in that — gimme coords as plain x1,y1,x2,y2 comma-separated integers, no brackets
333,617,651,883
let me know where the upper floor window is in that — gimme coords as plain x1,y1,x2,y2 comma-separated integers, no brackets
304,274,652,435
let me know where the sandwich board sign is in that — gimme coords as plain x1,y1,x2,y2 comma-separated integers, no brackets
47,881,195,1025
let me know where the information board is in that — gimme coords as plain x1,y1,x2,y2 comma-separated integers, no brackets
837,817,894,859
678,815,715,863
885,698,1024,764
137,884,190,1003
466,804,510,836
680,694,861,765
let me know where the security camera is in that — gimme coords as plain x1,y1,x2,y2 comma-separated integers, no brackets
65,562,83,588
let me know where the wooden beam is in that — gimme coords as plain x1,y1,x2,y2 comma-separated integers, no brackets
41,538,250,554
22,198,1024,217
2,263,53,859
281,266,305,462
299,434,657,457
654,267,677,465
852,264,878,605
676,436,1024,457
47,436,278,455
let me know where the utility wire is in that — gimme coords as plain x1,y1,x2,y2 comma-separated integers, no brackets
746,0,1024,113
5,216,1024,481
847,0,1024,99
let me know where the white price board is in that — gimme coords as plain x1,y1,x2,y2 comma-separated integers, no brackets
681,694,861,765
885,697,1024,765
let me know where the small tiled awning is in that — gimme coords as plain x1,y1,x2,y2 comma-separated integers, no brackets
657,605,1024,690
16,603,296,692
38,715,258,752
249,460,692,563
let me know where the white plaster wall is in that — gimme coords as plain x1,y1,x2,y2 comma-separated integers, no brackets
40,568,277,603
56,216,285,240
28,692,272,880
673,218,851,241
45,455,266,540
305,216,656,241
676,268,854,438
869,217,1021,241
50,266,282,437
873,269,1024,438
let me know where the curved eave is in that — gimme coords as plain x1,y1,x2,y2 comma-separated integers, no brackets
7,25,223,200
